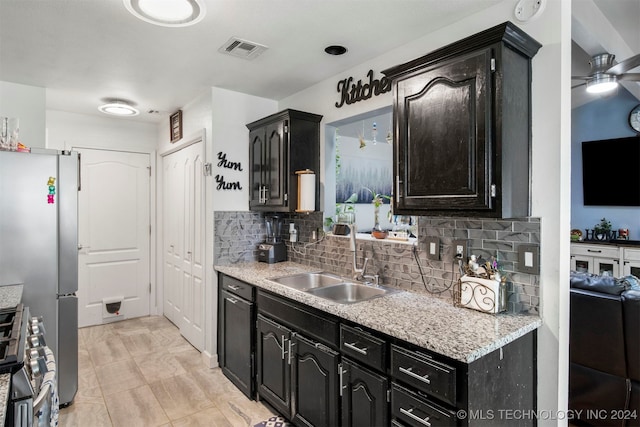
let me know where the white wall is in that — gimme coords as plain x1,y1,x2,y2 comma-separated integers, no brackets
156,87,275,366
0,81,46,148
46,110,157,152
211,87,277,212
47,109,160,325
278,2,571,424
571,88,640,236
155,90,215,364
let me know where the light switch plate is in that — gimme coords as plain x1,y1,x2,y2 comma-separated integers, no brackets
517,244,539,274
425,236,440,260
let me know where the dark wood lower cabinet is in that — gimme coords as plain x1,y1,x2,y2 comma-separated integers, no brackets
256,314,292,417
291,334,340,427
219,286,255,399
341,359,389,427
218,282,536,427
391,382,456,427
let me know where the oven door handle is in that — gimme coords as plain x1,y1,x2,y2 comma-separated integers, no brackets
32,381,51,414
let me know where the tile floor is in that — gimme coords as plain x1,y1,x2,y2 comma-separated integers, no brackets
59,316,276,427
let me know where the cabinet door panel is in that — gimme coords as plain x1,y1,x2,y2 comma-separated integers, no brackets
292,334,339,427
341,359,389,427
624,261,640,278
257,314,292,417
265,120,286,207
395,49,492,213
594,258,619,277
221,290,254,398
249,129,265,208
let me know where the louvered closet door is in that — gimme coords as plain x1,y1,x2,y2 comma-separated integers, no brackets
162,140,205,351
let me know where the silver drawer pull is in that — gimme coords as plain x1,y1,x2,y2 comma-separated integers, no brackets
228,285,241,290
344,341,368,355
400,407,431,427
226,297,238,304
399,366,431,384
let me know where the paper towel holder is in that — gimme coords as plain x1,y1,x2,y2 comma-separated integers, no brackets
295,169,316,213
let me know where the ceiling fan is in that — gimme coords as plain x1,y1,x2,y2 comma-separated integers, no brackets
572,52,640,93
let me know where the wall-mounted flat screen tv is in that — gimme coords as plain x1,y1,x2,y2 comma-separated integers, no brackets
582,136,640,206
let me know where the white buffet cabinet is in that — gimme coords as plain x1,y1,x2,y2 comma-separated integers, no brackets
570,242,640,278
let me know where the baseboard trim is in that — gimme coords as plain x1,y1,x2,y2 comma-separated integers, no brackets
202,350,219,368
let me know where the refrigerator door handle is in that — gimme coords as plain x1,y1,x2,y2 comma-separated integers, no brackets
77,151,81,191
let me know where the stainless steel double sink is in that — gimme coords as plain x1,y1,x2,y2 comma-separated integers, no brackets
270,272,398,304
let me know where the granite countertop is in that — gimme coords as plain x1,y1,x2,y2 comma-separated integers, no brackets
215,262,542,364
0,284,23,310
0,373,9,426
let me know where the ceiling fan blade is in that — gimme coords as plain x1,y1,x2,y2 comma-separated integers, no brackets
619,73,640,82
606,53,640,75
571,76,592,80
571,82,587,89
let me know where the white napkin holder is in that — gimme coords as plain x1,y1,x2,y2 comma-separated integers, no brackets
456,275,507,314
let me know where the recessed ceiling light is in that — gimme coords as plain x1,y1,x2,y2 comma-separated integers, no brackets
325,45,348,56
123,0,205,27
98,100,140,117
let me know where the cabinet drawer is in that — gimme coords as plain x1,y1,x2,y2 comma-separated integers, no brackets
391,344,457,407
391,383,456,427
624,248,640,262
570,244,619,259
257,290,338,348
340,324,387,372
221,274,255,301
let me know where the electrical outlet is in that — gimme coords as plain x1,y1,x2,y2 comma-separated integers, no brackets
452,239,468,260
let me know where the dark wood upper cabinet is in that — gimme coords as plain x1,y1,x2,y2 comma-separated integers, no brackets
247,109,322,212
383,22,541,217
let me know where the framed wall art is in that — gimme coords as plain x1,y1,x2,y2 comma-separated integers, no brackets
170,110,183,143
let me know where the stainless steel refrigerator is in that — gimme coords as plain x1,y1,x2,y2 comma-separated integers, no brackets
0,148,79,406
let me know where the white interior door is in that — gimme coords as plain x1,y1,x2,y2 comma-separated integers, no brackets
77,148,151,328
162,140,205,351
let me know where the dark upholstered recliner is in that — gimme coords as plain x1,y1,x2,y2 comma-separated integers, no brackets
569,272,640,427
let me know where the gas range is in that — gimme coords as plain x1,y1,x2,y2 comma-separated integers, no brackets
0,304,27,374
1,304,59,427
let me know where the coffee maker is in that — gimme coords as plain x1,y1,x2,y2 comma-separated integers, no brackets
258,215,287,263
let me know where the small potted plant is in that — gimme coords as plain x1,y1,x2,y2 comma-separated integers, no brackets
324,193,358,233
594,218,612,240
365,188,391,238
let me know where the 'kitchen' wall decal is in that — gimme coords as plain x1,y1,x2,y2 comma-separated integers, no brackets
335,69,391,108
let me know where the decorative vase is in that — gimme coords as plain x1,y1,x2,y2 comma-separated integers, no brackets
371,205,387,238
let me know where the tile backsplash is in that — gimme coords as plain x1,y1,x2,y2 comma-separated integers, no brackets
214,211,540,314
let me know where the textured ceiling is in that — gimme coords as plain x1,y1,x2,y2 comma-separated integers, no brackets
0,0,502,122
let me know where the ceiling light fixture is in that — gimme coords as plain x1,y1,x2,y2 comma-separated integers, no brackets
98,100,140,117
586,74,619,94
123,0,205,27
325,45,348,56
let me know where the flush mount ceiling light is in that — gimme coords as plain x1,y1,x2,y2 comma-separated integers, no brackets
586,74,619,94
325,45,348,56
98,100,140,117
123,0,205,27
